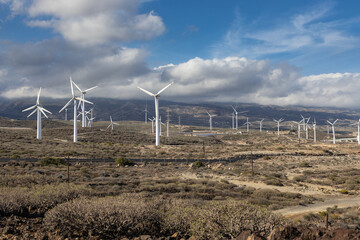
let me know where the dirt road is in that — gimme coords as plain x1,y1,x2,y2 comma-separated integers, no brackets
274,196,360,217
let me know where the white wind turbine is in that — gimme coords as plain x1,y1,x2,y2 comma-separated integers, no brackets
231,106,247,130
144,104,149,124
107,116,119,131
59,77,93,143
22,88,52,140
327,119,338,144
207,111,216,131
86,108,95,127
257,119,264,132
243,117,252,133
72,82,97,128
149,117,155,133
350,119,360,144
293,118,304,139
273,118,284,136
137,82,173,146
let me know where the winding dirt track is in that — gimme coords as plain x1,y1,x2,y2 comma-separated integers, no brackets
274,196,360,217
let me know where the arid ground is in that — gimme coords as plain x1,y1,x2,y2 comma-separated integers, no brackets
1,118,360,239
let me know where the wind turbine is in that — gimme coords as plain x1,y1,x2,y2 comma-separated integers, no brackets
86,108,95,127
72,82,97,128
231,106,247,130
144,104,149,124
243,117,252,133
256,119,264,132
149,117,155,133
273,118,284,136
350,119,360,144
22,88,52,140
59,77,93,143
207,111,216,131
137,82,173,146
327,119,338,144
107,116,119,131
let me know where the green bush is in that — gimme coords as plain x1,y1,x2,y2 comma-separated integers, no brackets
115,158,134,166
39,157,65,166
193,161,204,168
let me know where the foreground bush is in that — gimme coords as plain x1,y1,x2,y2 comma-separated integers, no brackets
44,195,285,239
0,183,91,216
39,157,65,166
115,157,135,166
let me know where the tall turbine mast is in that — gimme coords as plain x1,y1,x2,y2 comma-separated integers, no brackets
137,82,173,146
207,111,216,131
327,119,338,144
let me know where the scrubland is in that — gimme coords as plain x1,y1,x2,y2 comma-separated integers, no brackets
0,120,360,239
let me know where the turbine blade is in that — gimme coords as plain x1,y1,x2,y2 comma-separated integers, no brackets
22,105,37,112
156,82,174,95
39,107,48,118
106,124,111,130
333,119,339,124
76,97,93,105
84,86,97,92
231,105,237,112
27,108,38,118
137,86,155,96
113,122,120,125
70,77,74,96
39,107,52,114
37,87,41,105
110,116,112,122
59,98,73,113
326,120,332,125
72,80,82,92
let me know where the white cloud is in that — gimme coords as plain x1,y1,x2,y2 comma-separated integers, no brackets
3,0,165,46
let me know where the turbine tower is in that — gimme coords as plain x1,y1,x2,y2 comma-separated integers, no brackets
72,82,97,128
22,88,52,140
107,116,119,131
59,77,93,143
137,82,173,146
149,117,155,133
273,118,284,136
327,119,338,144
65,108,68,121
144,104,149,124
207,111,216,131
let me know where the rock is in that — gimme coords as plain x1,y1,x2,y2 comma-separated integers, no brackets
140,235,152,240
235,230,252,240
170,232,180,240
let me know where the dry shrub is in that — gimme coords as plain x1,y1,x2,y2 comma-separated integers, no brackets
44,195,285,239
0,183,90,216
189,200,285,239
0,174,60,187
44,194,164,238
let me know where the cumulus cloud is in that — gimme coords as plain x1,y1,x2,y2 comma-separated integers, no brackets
3,0,165,46
0,38,152,98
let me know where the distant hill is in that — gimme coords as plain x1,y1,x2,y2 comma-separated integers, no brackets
0,97,359,128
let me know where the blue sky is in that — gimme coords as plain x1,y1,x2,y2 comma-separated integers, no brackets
0,0,360,107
